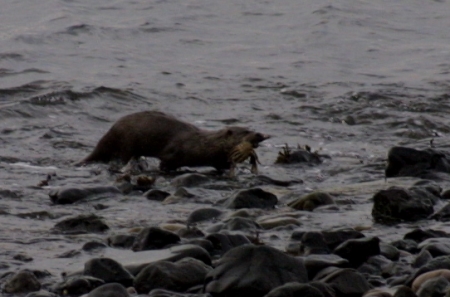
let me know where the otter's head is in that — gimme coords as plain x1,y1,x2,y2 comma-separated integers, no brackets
225,127,270,148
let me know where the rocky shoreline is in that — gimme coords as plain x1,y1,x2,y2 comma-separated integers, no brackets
4,146,450,297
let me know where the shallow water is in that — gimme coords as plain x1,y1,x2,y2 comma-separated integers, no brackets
2,0,450,292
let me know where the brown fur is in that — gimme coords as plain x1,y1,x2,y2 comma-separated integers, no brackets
77,111,269,172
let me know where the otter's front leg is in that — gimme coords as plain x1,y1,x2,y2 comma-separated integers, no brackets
250,155,258,174
229,163,237,178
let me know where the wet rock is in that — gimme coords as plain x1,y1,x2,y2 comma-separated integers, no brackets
363,289,393,297
385,146,450,178
49,186,121,204
176,226,205,238
57,249,81,258
380,243,400,261
299,231,331,255
384,257,407,276
134,257,211,294
333,236,380,268
313,267,372,296
144,189,171,201
83,241,108,251
416,276,449,297
430,203,450,221
408,256,450,286
223,188,278,209
186,208,223,225
393,286,417,297
114,180,133,194
442,188,450,200
303,254,349,279
185,238,214,253
390,239,419,253
253,175,303,187
412,179,442,196
359,262,382,276
160,223,185,233
136,174,155,187
417,237,450,257
53,275,105,296
13,253,33,262
205,233,252,256
378,256,412,279
228,208,264,219
86,283,130,297
208,217,262,233
132,227,180,251
171,173,209,188
3,270,41,294
412,269,450,292
107,234,136,249
412,249,433,268
257,216,301,230
371,186,437,223
162,188,196,204
84,258,134,287
320,228,365,250
308,281,337,297
288,192,335,211
25,290,58,297
0,188,21,199
404,228,449,243
53,214,109,234
147,289,211,297
204,245,308,297
264,282,327,297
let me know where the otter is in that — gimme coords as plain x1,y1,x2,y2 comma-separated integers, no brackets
77,111,270,173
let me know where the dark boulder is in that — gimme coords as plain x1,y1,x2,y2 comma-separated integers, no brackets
333,236,380,268
372,186,438,224
107,234,136,249
299,231,331,255
132,227,180,251
49,186,121,204
3,270,41,294
224,188,277,209
385,146,450,178
84,258,134,287
205,233,252,256
52,275,105,296
86,283,130,297
288,192,335,211
144,189,171,201
187,208,223,225
53,214,109,234
313,267,372,297
417,238,450,257
264,282,326,297
404,228,449,243
134,257,211,294
171,173,210,188
207,217,262,233
204,245,308,297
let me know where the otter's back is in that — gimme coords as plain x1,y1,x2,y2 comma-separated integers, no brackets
111,111,199,157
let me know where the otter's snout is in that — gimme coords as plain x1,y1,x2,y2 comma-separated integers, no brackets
250,133,271,148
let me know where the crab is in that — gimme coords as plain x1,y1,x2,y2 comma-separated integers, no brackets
228,141,260,178
275,143,322,164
